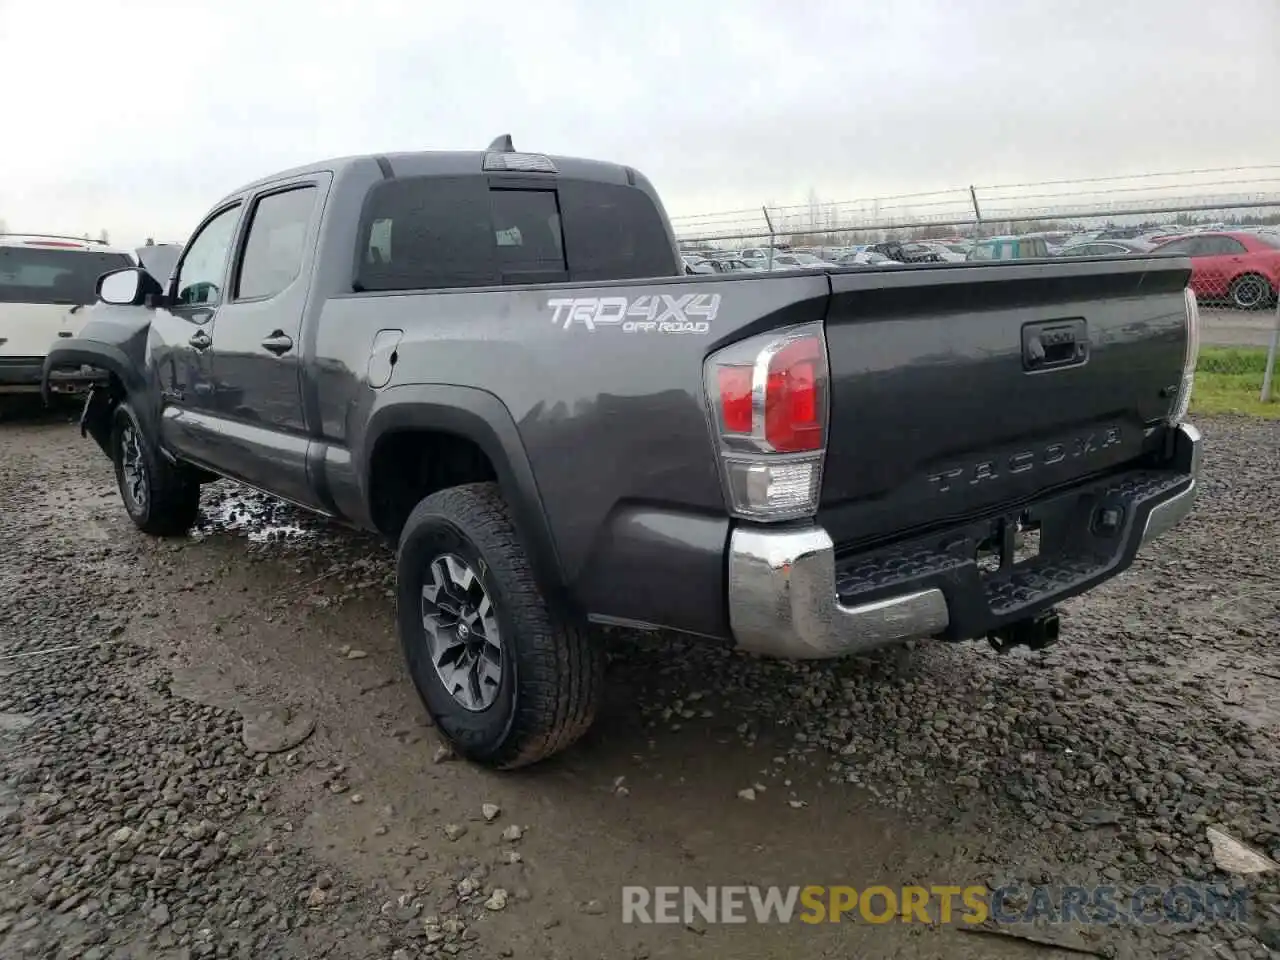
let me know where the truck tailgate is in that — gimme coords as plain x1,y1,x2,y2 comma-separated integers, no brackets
818,258,1191,548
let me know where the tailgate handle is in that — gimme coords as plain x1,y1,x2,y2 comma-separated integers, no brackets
1022,319,1087,371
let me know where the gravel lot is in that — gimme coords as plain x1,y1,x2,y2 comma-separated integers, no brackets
2,408,1278,959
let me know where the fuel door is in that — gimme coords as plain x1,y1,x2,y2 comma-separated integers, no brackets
367,328,404,389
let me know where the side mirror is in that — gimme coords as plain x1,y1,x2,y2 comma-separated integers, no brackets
97,267,163,307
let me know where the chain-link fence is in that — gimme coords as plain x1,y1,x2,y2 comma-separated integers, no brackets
670,167,1280,401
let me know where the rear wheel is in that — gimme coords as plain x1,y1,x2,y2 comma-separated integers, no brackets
111,403,201,536
396,482,602,769
1228,273,1274,310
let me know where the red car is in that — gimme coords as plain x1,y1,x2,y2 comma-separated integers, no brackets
1152,231,1280,309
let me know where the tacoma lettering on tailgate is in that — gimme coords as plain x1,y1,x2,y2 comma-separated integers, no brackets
927,427,1122,494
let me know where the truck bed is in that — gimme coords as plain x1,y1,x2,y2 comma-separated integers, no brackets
308,255,1192,641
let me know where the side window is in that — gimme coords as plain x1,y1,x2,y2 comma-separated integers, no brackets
1157,239,1193,255
1204,236,1247,255
235,187,317,300
489,189,566,283
175,205,241,306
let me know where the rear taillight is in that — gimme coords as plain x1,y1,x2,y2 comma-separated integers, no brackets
1168,286,1200,424
704,323,829,520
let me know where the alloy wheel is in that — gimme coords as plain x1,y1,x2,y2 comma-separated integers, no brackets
120,424,148,513
420,553,503,711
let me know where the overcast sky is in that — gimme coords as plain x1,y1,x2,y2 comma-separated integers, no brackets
1,0,1276,246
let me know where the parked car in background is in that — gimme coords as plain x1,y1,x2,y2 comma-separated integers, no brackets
1096,227,1145,241
768,252,834,269
1,234,135,396
1062,232,1101,248
1141,227,1185,245
685,257,756,274
867,240,943,264
136,243,183,284
1058,239,1154,257
967,236,1052,260
915,241,966,263
1151,231,1280,309
836,250,901,267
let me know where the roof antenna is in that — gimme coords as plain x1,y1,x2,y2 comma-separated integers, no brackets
487,134,514,152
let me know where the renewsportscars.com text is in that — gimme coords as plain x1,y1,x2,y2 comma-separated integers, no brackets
621,884,1249,926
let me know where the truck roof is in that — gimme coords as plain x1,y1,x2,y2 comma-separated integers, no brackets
226,146,641,204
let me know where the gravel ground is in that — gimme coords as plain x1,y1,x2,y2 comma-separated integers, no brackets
1,409,1278,959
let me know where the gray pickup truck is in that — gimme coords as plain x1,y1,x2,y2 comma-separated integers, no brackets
45,137,1202,769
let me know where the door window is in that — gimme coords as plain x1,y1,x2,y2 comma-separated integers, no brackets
235,187,317,300
175,205,242,306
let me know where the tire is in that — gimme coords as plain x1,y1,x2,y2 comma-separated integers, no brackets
396,482,602,769
1228,273,1275,311
111,402,201,536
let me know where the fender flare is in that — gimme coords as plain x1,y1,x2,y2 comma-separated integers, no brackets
41,339,146,405
42,338,163,445
358,384,572,615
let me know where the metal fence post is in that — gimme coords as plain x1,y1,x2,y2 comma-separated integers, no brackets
1262,293,1280,403
762,205,776,270
969,186,982,232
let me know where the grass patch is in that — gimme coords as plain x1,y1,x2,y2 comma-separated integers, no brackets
1191,348,1280,418
1196,347,1272,374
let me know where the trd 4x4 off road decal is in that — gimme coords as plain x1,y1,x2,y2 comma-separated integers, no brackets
547,294,720,334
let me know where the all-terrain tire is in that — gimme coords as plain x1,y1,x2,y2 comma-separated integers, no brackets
111,402,201,536
396,482,603,769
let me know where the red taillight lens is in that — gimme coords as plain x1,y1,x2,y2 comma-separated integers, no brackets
703,322,829,521
764,337,822,452
717,365,754,434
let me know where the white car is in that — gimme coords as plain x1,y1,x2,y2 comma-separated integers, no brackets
837,250,902,267
1,235,135,395
766,252,835,270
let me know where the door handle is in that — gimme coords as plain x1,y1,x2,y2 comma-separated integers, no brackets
189,330,212,350
261,331,294,356
1022,318,1088,371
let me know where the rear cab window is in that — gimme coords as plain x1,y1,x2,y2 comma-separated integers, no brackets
354,172,676,292
0,247,133,305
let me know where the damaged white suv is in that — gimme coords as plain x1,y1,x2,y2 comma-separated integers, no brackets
0,234,135,396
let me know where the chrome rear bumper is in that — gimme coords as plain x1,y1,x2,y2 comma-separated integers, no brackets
727,422,1202,660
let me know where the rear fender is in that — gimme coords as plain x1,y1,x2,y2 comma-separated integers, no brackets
357,384,571,616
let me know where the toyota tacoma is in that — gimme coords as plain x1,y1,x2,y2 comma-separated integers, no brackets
44,137,1202,768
